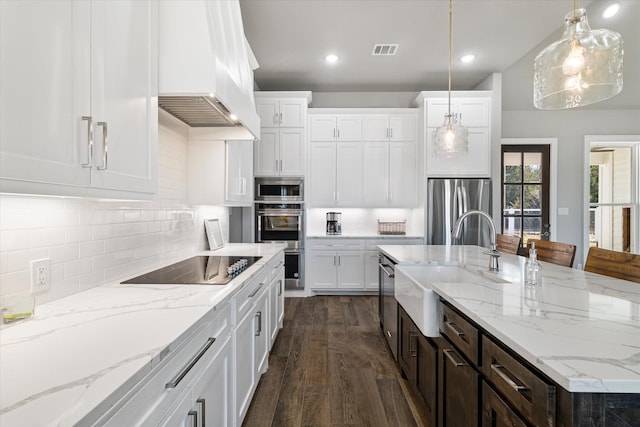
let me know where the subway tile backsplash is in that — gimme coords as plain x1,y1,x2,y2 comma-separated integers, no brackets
0,118,229,306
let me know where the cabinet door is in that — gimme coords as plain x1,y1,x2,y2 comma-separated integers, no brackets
192,336,234,427
481,381,528,427
426,98,454,127
89,0,157,194
441,345,479,427
0,0,91,189
269,268,284,347
226,140,253,205
398,307,417,380
255,128,279,176
364,252,380,290
256,99,279,126
363,142,389,207
310,116,337,141
389,115,417,141
389,142,417,207
426,127,490,178
254,288,270,376
279,128,305,176
336,142,363,207
336,115,362,141
309,143,337,206
459,98,490,127
336,252,364,289
234,307,257,425
279,99,306,127
416,336,437,427
363,115,390,141
307,252,338,289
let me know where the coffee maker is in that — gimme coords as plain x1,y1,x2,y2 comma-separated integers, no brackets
326,212,342,235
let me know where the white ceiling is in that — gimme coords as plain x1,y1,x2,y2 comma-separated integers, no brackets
240,0,639,110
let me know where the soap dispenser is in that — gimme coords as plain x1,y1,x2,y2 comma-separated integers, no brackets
524,241,542,286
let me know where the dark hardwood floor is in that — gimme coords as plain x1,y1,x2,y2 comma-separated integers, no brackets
242,296,429,427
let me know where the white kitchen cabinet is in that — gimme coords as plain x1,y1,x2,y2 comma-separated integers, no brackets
307,251,365,290
226,140,254,206
422,95,491,178
234,297,257,426
158,335,233,427
0,0,157,198
254,128,305,176
269,265,285,348
309,142,363,207
256,98,307,127
363,114,416,142
254,285,270,377
364,252,381,290
310,115,362,142
362,141,417,207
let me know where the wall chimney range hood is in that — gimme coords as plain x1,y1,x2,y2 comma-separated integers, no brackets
159,0,260,139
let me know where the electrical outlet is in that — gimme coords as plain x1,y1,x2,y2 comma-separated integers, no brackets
30,258,50,294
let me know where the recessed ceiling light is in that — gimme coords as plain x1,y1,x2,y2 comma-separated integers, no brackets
324,54,339,64
602,3,620,18
229,113,238,122
460,54,476,63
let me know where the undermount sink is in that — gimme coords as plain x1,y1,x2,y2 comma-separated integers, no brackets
395,265,486,337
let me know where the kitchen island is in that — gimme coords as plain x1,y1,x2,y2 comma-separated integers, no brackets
378,244,640,426
0,243,285,427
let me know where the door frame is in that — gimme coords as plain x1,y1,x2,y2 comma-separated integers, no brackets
583,135,640,263
501,138,558,243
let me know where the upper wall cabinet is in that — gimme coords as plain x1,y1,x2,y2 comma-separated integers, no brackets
256,99,307,128
363,115,416,142
310,115,362,142
0,0,158,199
414,92,492,178
254,92,311,177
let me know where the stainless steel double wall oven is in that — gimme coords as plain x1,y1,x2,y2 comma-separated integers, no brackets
255,178,304,290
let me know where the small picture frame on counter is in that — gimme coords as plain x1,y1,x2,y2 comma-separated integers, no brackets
205,218,224,250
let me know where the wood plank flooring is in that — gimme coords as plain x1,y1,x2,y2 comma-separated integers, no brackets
242,296,429,427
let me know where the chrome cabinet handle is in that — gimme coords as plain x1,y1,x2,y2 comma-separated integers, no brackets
409,332,418,357
444,320,465,338
337,129,340,139
196,398,206,427
248,283,263,298
273,113,277,125
275,159,278,172
255,311,262,336
188,410,198,427
386,330,392,338
378,263,394,278
390,128,393,138
81,116,93,168
97,121,108,170
490,363,529,393
166,337,216,388
443,349,467,367
333,128,336,139
279,159,282,172
279,112,282,124
278,279,282,296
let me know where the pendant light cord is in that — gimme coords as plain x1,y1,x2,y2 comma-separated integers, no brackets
448,0,453,117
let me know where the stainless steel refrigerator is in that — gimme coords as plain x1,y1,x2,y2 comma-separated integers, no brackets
426,178,492,246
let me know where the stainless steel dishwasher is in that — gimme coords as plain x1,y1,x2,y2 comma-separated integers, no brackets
378,253,397,360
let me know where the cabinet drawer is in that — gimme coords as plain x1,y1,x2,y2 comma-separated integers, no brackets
441,303,479,365
233,268,268,324
267,253,285,283
482,381,528,427
482,336,555,427
307,238,365,250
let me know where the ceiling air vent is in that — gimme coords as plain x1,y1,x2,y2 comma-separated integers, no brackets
372,44,399,56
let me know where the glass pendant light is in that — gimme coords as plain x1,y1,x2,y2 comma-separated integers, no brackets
433,0,468,157
533,0,623,110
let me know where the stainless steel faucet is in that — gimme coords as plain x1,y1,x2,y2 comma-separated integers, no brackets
451,210,500,271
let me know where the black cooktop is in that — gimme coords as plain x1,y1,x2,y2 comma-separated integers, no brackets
121,256,262,285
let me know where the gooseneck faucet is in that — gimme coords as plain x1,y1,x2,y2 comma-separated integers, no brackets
451,210,500,271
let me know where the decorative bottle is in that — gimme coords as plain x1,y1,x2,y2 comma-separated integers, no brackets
524,241,542,286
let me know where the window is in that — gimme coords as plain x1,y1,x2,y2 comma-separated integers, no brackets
502,145,550,245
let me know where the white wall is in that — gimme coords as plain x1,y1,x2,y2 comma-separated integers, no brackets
501,109,640,264
0,113,229,307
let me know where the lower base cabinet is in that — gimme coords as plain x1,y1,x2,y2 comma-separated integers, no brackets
439,341,479,427
481,381,528,427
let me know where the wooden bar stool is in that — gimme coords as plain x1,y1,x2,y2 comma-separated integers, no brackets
496,234,521,255
526,239,576,268
584,247,640,283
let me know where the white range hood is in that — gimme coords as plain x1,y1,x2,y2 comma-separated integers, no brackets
158,0,260,139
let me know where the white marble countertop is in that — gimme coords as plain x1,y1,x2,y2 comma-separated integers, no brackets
0,243,285,427
378,245,640,394
307,234,424,239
